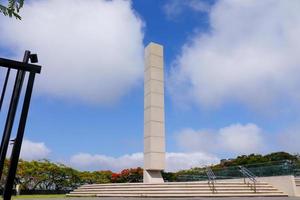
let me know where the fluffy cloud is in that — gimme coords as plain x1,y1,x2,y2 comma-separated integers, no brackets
8,139,51,160
0,0,144,105
277,126,300,153
176,123,265,155
169,0,300,109
166,152,219,172
218,124,264,154
70,152,143,172
69,152,219,172
163,0,211,19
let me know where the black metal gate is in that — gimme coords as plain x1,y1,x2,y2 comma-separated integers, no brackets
0,51,41,200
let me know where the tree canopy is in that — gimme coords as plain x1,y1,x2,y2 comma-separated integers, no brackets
0,160,143,191
0,151,299,191
0,0,24,19
163,152,300,182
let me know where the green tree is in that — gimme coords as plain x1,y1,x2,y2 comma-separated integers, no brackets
79,171,112,184
162,171,178,182
173,152,300,180
0,0,24,19
16,160,82,191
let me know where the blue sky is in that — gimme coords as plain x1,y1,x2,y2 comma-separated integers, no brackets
0,0,300,172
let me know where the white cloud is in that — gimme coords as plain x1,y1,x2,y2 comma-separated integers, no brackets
277,126,300,153
166,152,219,172
169,0,300,110
8,139,51,160
176,123,265,155
70,152,143,172
176,128,216,153
69,152,219,172
218,123,264,154
0,0,144,105
163,0,211,20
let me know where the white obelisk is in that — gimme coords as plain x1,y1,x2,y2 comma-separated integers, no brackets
143,42,165,183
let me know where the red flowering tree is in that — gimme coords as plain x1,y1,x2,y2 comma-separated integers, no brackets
111,168,143,183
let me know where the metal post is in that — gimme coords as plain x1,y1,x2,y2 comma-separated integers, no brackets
0,68,10,112
3,72,36,200
0,51,30,179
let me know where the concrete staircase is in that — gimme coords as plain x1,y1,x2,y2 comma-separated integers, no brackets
295,177,300,187
67,181,287,197
295,177,300,196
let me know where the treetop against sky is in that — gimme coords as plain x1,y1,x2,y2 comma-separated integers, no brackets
0,0,300,172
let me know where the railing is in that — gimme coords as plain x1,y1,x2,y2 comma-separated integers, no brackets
238,166,257,192
206,167,217,193
177,160,300,182
176,174,207,182
0,51,41,200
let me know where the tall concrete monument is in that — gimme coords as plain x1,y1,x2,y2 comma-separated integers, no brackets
144,42,165,183
69,42,287,198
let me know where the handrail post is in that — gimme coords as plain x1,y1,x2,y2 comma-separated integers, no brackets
206,167,217,193
3,72,36,200
0,51,30,180
0,51,41,200
239,166,257,193
0,68,10,112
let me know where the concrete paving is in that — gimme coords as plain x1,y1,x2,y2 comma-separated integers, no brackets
15,197,300,200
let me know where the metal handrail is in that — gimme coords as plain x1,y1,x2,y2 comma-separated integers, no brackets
0,51,41,200
239,166,257,192
206,167,217,193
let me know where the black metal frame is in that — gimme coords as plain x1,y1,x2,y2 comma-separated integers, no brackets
0,51,42,200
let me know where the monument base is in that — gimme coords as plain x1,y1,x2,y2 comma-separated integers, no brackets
143,170,164,183
68,179,286,197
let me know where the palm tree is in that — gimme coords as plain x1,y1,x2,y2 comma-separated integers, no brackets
0,0,24,19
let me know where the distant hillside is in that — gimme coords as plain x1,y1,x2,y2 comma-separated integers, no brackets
213,152,299,169
163,152,300,182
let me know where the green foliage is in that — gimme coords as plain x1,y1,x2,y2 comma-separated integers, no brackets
162,171,177,182
0,160,143,191
12,194,65,198
111,168,143,183
0,151,299,191
15,160,81,190
265,152,299,162
171,152,300,181
79,170,112,184
0,0,24,19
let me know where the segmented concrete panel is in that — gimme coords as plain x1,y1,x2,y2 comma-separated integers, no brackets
144,42,165,183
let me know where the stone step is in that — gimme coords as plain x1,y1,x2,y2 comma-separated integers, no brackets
70,189,283,194
81,184,270,189
81,181,270,187
68,193,287,197
294,177,300,186
68,181,286,197
80,186,272,190
69,193,284,197
80,187,273,190
80,184,272,190
74,187,277,192
94,193,286,197
70,190,281,195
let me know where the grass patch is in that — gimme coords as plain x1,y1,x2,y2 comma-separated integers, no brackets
11,194,66,199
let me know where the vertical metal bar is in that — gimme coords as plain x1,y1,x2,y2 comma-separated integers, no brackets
3,72,36,200
0,68,11,112
0,51,30,180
